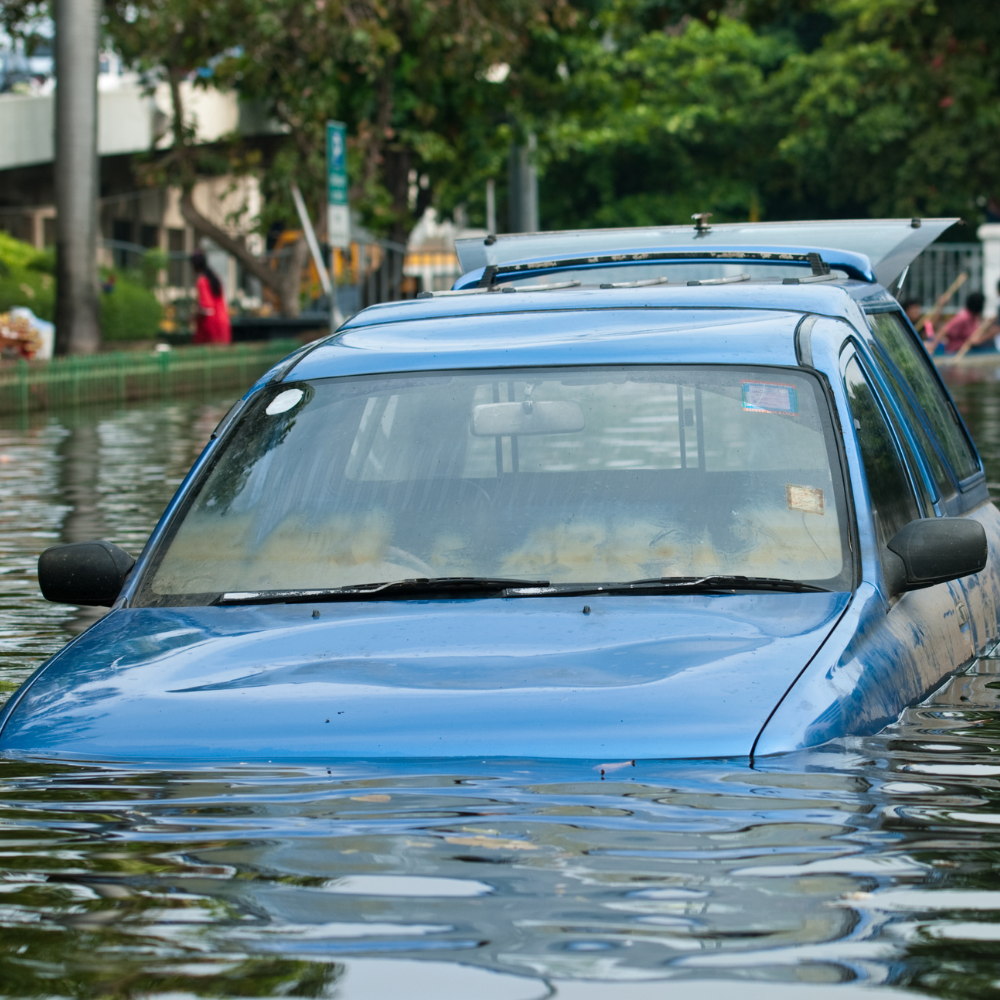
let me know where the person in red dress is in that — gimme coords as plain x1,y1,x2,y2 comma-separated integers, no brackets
191,249,232,345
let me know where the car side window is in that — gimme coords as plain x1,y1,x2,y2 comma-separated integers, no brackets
844,356,920,566
867,311,980,483
865,345,953,506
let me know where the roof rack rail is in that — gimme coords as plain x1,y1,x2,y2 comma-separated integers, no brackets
475,250,833,288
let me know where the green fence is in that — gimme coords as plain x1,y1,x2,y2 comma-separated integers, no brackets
0,340,302,415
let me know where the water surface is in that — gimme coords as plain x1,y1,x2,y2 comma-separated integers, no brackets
1,375,1000,998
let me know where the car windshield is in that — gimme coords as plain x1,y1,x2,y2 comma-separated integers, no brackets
138,366,852,605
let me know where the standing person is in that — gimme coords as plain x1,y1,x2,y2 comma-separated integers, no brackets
191,249,231,345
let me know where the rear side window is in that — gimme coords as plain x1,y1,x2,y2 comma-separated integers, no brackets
866,346,955,504
867,311,980,482
844,356,920,556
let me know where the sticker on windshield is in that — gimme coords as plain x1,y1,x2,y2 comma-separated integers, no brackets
266,388,304,415
742,381,799,415
786,484,824,515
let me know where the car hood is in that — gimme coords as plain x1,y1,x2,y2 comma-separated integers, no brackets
0,592,850,761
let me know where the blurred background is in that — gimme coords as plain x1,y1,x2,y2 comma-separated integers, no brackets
0,0,998,348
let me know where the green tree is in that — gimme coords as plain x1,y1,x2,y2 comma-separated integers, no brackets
102,0,316,315
212,0,574,243
536,0,1000,228
12,0,1000,277
100,0,571,312
263,0,1000,228
762,0,1000,220
536,11,792,229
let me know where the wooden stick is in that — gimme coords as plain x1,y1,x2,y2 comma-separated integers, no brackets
951,316,995,361
919,270,969,348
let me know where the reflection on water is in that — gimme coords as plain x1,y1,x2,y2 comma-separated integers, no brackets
0,399,231,699
0,375,998,997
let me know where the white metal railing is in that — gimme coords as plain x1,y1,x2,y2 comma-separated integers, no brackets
902,242,983,310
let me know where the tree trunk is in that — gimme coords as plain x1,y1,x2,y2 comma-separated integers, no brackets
170,77,305,317
178,188,307,318
54,0,101,355
383,146,412,246
276,236,310,318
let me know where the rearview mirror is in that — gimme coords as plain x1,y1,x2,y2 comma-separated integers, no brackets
471,400,584,437
887,518,987,590
38,541,136,607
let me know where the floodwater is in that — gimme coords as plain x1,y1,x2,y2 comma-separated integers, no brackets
2,374,1000,998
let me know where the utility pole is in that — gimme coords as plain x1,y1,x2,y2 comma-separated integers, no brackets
486,179,496,235
507,132,539,234
54,0,101,355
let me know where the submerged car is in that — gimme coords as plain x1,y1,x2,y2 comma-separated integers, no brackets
1,218,996,761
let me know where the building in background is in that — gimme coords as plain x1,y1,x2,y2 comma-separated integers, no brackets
403,208,486,293
0,40,273,309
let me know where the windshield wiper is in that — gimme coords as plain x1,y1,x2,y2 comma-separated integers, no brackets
520,575,830,597
216,577,551,605
217,574,828,606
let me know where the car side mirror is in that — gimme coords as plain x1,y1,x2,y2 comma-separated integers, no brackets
887,518,987,590
38,541,135,607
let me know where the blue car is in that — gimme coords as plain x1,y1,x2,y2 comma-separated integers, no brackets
1,218,995,762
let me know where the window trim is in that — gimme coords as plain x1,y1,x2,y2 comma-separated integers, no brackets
857,340,950,512
840,343,923,597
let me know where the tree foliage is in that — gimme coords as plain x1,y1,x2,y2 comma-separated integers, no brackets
102,0,570,247
539,0,1000,228
216,0,574,243
8,0,1000,278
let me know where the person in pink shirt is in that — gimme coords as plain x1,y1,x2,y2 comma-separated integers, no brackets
940,291,984,354
191,249,232,345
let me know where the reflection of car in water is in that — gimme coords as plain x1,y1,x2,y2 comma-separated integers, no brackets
2,218,997,762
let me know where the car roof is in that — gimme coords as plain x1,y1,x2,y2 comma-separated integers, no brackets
283,280,896,383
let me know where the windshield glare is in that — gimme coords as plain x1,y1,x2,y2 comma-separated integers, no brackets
140,366,851,605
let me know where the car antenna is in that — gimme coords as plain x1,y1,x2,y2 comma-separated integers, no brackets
692,212,713,236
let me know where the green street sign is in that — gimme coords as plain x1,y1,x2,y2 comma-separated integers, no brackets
326,120,349,248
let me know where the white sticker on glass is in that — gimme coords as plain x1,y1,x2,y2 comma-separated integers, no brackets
266,388,304,415
786,484,825,515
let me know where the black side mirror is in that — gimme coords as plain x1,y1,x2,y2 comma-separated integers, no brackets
38,541,135,607
888,518,987,590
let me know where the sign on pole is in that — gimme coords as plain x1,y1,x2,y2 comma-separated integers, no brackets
326,121,350,249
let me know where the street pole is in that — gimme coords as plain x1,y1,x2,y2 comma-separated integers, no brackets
54,0,101,355
486,179,496,235
290,183,333,307
507,132,539,234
